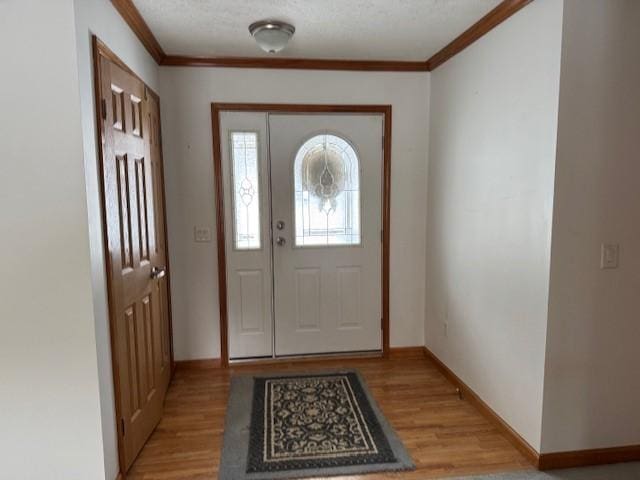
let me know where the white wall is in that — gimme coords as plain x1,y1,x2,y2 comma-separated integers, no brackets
159,68,430,360
72,0,160,477
541,0,640,453
425,0,563,450
0,1,105,478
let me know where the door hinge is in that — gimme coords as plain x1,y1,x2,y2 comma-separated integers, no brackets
121,418,125,436
101,98,107,120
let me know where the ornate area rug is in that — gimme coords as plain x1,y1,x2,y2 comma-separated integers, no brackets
219,370,414,479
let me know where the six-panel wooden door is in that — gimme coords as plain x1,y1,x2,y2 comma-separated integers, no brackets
96,44,171,471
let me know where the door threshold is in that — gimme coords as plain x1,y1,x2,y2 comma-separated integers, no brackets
229,350,383,366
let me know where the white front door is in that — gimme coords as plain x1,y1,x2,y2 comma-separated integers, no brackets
269,114,383,356
221,111,383,359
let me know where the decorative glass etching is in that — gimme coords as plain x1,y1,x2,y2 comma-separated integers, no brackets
294,134,360,246
231,132,261,249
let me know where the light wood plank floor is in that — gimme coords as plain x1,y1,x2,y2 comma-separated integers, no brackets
127,352,533,479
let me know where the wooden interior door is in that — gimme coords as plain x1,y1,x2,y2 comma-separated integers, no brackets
95,41,172,471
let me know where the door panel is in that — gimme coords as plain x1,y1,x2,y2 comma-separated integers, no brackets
97,47,171,471
269,114,383,356
237,269,266,333
220,112,274,359
294,267,321,331
337,266,362,329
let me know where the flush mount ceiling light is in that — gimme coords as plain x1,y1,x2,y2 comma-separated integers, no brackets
249,20,295,54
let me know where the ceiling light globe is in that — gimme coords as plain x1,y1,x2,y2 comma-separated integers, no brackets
249,21,295,54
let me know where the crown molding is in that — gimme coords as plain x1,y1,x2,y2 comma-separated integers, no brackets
161,55,429,71
113,0,534,72
427,0,534,70
110,0,165,63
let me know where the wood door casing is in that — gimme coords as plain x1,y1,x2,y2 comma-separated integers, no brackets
211,104,392,366
94,38,172,472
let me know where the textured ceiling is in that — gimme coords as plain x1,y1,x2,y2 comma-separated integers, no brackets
132,0,502,61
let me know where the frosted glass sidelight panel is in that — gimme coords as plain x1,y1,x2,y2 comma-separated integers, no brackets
231,132,261,249
294,134,361,246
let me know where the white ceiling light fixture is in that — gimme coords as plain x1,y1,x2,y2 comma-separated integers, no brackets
249,20,295,54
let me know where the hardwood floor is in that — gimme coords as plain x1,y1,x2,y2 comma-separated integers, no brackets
127,351,533,479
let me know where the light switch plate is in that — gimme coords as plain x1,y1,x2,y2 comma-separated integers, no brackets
194,226,212,243
601,243,619,269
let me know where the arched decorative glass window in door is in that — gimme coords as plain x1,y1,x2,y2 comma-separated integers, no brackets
294,133,361,246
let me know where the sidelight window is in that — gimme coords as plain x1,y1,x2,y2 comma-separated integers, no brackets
231,131,261,250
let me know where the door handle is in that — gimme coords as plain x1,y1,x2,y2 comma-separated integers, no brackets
150,266,166,279
275,237,286,246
